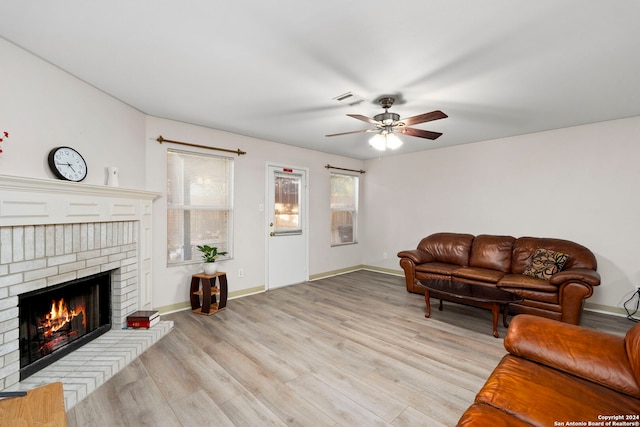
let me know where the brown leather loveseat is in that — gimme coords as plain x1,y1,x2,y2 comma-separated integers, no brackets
398,232,600,324
457,314,640,426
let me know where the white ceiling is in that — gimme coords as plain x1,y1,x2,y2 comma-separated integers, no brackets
2,1,639,160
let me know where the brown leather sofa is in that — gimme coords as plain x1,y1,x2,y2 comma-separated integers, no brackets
397,232,600,324
457,314,640,426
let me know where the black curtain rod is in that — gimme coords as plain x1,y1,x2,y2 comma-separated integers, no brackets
325,164,366,174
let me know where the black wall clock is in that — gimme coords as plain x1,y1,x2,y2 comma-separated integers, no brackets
47,146,88,182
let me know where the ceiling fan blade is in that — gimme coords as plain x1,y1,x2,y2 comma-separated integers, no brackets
347,114,381,126
400,110,448,126
398,127,443,140
325,129,377,137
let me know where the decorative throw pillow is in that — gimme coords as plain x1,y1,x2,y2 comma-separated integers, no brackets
523,248,570,280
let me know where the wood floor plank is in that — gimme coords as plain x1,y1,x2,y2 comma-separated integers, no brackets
304,359,409,423
219,392,289,426
139,328,246,404
201,320,305,384
362,369,466,427
169,390,236,427
115,376,183,427
203,340,337,426
65,270,635,426
392,405,448,427
285,373,390,426
67,358,150,427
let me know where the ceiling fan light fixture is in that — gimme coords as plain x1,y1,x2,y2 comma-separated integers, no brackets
369,132,402,151
386,133,402,149
369,133,387,151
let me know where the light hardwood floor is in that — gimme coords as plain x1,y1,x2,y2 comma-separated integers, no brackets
66,270,634,426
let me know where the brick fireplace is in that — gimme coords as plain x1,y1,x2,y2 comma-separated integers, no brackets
0,175,170,408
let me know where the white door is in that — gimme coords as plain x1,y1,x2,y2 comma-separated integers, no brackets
266,164,308,289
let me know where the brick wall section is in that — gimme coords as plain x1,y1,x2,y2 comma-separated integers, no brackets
0,221,139,390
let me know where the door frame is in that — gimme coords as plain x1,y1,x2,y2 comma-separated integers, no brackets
265,162,310,290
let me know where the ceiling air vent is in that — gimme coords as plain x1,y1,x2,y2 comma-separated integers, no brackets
332,92,367,106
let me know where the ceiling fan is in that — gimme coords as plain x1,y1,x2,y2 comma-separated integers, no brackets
325,96,447,150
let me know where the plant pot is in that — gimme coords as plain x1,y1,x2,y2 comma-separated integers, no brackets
203,262,218,275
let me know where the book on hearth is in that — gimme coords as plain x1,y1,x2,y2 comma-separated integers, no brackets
126,310,159,322
127,316,160,329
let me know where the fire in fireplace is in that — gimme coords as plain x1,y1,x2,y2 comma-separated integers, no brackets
40,297,86,354
19,271,112,380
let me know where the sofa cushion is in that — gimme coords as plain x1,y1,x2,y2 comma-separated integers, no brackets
512,237,597,273
475,355,640,426
453,267,505,284
498,274,558,292
417,232,473,266
523,248,569,280
625,321,640,393
508,302,562,320
468,234,515,273
506,315,640,399
457,403,532,427
415,262,461,276
501,289,559,305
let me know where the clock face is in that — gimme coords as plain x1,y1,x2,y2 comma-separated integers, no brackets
47,147,88,182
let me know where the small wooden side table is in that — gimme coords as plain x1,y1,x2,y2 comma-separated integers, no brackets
190,272,228,315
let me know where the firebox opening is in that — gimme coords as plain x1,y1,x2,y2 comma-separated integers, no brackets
19,271,112,380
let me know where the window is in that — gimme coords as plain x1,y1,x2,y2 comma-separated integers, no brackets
274,172,302,235
330,173,358,245
167,149,233,264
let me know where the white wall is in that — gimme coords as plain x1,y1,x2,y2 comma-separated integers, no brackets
362,116,640,312
0,39,146,188
145,116,365,309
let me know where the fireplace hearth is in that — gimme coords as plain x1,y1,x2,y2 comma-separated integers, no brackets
19,271,112,380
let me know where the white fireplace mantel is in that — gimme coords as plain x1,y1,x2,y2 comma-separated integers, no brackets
0,173,159,312
0,174,160,227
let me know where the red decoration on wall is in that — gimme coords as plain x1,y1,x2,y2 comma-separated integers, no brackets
0,131,9,153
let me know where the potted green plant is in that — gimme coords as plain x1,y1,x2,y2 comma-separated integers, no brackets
196,244,228,275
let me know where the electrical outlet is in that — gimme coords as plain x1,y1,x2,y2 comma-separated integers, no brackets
238,269,244,278
383,252,388,260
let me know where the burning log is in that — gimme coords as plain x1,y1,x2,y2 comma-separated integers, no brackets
37,298,86,353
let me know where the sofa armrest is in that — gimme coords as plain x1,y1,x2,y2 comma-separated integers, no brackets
504,314,640,398
549,268,601,287
397,249,434,265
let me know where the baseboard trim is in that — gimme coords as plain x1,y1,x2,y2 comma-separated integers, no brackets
584,302,632,318
309,265,403,281
155,285,266,315
309,265,366,281
156,301,191,315
229,285,265,299
361,265,405,277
